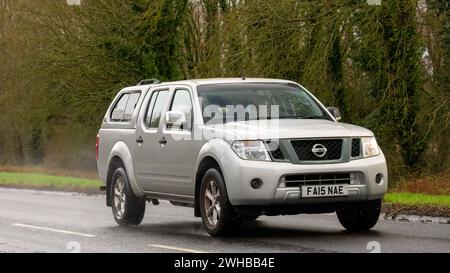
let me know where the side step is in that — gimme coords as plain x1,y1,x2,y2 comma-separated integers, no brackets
170,201,194,208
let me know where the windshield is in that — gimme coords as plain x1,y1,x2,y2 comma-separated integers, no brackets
197,83,331,124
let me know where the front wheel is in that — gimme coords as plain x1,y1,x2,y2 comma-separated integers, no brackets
199,168,242,237
111,167,146,226
336,199,381,231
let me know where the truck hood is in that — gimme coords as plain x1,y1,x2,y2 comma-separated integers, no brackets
200,119,373,141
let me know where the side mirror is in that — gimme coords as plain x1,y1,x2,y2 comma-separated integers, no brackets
327,107,342,122
164,111,188,130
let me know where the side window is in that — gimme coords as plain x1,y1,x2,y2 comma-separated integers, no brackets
110,93,130,121
145,90,169,128
110,92,141,122
123,93,141,121
169,89,193,131
144,92,158,127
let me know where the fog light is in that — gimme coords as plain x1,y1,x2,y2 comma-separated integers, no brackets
375,173,383,184
250,178,263,189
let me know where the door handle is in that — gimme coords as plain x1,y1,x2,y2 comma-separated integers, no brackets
136,136,144,144
159,137,167,145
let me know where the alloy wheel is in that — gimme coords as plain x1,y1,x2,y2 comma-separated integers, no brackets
113,176,126,218
204,180,221,227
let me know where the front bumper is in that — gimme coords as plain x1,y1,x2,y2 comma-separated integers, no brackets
220,150,388,206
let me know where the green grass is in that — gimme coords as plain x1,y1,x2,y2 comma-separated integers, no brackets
0,172,102,190
384,192,450,208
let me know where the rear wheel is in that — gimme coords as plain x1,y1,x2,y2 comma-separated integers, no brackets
111,167,146,226
200,168,242,237
336,199,381,231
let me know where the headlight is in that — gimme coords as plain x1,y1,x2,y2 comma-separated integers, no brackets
362,137,380,158
231,140,271,161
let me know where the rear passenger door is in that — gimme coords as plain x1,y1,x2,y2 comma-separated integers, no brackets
134,88,170,192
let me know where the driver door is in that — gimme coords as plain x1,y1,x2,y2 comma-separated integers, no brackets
158,87,200,196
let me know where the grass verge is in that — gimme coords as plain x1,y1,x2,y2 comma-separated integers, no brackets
0,172,102,194
383,192,450,218
384,192,450,208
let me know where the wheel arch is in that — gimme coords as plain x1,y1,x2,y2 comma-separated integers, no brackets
106,156,125,207
106,141,144,206
194,155,224,217
194,139,235,216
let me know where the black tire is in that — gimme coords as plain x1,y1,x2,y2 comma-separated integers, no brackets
199,168,242,237
336,199,381,231
110,167,146,226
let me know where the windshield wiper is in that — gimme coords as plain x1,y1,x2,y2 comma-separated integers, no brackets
277,116,326,120
278,116,301,119
300,115,326,120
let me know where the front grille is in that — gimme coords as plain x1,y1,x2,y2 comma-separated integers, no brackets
270,147,285,160
265,141,285,161
284,173,351,187
351,138,361,157
291,139,342,161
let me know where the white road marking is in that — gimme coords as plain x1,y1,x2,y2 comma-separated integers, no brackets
12,223,96,238
149,244,209,253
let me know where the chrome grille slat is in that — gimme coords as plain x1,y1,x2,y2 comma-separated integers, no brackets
284,173,351,187
286,178,350,182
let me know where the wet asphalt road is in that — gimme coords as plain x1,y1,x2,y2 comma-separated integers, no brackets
0,188,449,253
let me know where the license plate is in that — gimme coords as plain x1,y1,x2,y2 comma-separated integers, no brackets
301,184,349,198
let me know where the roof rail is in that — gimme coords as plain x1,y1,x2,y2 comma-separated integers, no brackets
137,78,161,85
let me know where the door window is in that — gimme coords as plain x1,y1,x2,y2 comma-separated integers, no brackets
144,90,169,129
168,89,193,131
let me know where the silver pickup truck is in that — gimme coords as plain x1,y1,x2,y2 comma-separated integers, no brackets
96,78,388,237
